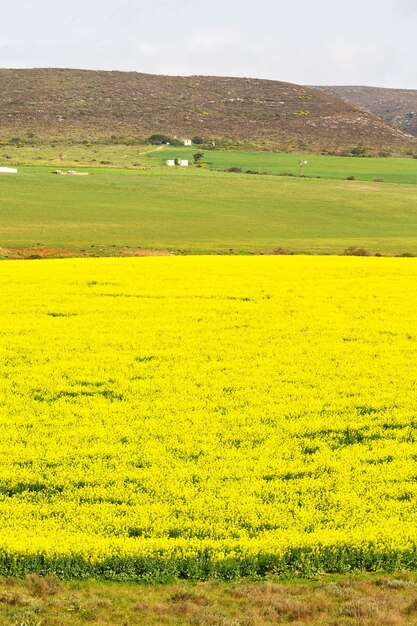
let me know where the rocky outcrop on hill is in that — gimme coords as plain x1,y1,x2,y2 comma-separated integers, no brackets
316,85,417,138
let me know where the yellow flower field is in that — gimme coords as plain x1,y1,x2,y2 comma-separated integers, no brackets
1,256,417,579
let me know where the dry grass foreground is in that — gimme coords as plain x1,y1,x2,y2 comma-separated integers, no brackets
2,574,417,625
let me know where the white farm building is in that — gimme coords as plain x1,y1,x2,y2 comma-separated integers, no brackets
166,159,189,167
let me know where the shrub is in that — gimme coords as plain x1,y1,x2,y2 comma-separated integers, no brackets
346,176,355,181
344,247,369,257
192,136,204,145
350,144,366,156
148,134,171,145
169,138,183,147
193,152,204,164
225,167,242,173
373,178,384,183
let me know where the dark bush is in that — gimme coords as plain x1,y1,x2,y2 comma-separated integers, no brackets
193,152,204,164
225,167,242,173
148,134,171,145
373,178,384,183
350,144,366,156
346,176,355,180
192,136,204,145
344,247,369,257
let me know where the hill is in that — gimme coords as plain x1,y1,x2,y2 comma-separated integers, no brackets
0,68,415,152
315,85,417,138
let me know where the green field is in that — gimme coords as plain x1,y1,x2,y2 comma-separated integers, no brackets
1,165,417,256
2,142,417,184
149,147,417,185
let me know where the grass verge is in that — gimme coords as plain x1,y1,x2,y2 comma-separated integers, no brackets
2,573,417,625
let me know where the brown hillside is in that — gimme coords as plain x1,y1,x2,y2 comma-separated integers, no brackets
315,85,417,138
0,69,415,151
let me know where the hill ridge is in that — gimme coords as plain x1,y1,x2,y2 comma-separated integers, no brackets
315,85,417,138
0,68,415,152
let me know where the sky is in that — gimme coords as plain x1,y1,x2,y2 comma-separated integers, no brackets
0,0,416,88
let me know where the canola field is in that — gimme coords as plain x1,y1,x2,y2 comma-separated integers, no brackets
1,256,417,580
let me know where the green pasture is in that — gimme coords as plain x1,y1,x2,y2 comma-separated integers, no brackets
0,142,148,170
149,146,417,185
2,142,417,185
1,166,417,255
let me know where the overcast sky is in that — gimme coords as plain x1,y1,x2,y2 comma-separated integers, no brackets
0,0,416,88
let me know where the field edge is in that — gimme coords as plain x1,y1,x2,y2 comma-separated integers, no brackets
3,545,417,582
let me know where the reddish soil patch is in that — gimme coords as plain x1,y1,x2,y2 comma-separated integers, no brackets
0,246,170,260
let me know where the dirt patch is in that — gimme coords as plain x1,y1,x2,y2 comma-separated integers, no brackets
335,184,382,191
352,184,384,191
121,248,169,257
0,246,171,260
